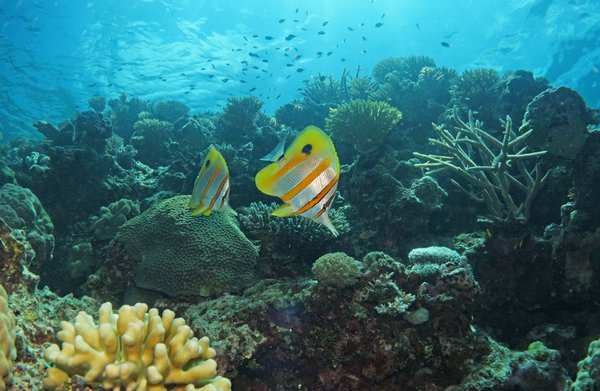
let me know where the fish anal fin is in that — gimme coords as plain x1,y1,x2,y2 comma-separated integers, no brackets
271,203,296,217
191,206,208,216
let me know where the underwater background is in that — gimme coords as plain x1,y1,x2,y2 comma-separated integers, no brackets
1,0,600,390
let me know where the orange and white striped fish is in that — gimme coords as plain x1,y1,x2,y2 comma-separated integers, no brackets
255,125,340,236
189,146,231,216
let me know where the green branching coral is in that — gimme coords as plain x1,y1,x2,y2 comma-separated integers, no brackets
312,252,364,288
302,75,344,107
0,284,16,391
414,108,550,223
451,68,502,126
238,201,350,243
43,302,231,391
130,118,174,167
152,100,190,123
348,75,378,100
217,96,263,142
326,100,402,152
372,55,436,83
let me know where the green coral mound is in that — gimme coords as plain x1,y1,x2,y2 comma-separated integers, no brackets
572,339,600,390
116,196,259,297
91,198,140,240
0,183,54,269
326,99,402,152
312,252,364,288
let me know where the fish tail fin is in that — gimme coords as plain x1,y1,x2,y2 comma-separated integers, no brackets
271,203,296,217
318,214,339,237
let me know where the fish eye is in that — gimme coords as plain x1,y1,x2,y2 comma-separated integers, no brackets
205,159,211,168
301,144,313,155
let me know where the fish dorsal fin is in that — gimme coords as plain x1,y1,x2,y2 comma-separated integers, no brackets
260,137,286,162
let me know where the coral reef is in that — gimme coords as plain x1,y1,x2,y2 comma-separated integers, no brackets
0,284,16,391
415,109,550,223
216,96,263,144
326,99,402,153
0,183,54,271
44,302,231,391
451,68,503,128
311,252,364,288
524,86,591,160
571,338,600,390
108,93,150,140
237,201,350,277
152,100,190,123
88,94,107,112
408,246,463,264
90,198,140,241
114,195,259,298
131,117,175,167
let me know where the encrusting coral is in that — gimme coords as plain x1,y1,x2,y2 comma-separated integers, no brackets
43,302,231,391
117,195,259,297
414,108,550,223
0,284,16,391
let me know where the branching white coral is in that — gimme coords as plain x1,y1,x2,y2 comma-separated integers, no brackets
44,302,231,391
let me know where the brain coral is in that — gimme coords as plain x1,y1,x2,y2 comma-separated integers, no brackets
0,284,16,391
44,302,231,391
117,196,259,297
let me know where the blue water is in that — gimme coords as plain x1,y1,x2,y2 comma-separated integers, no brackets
1,0,599,140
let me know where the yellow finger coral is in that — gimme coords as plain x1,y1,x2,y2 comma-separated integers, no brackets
43,302,231,391
0,284,16,391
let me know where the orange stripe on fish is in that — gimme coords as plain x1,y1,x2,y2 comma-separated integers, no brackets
293,175,339,216
208,174,229,210
314,192,336,219
271,153,307,183
281,157,332,202
200,165,221,205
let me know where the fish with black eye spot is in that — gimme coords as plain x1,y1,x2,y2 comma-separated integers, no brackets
302,144,313,154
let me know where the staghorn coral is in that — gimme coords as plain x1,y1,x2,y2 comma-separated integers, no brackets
311,252,364,289
326,99,402,153
43,302,231,391
116,195,259,297
0,284,16,391
414,108,550,223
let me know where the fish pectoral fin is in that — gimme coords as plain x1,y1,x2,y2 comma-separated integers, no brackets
271,203,296,217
